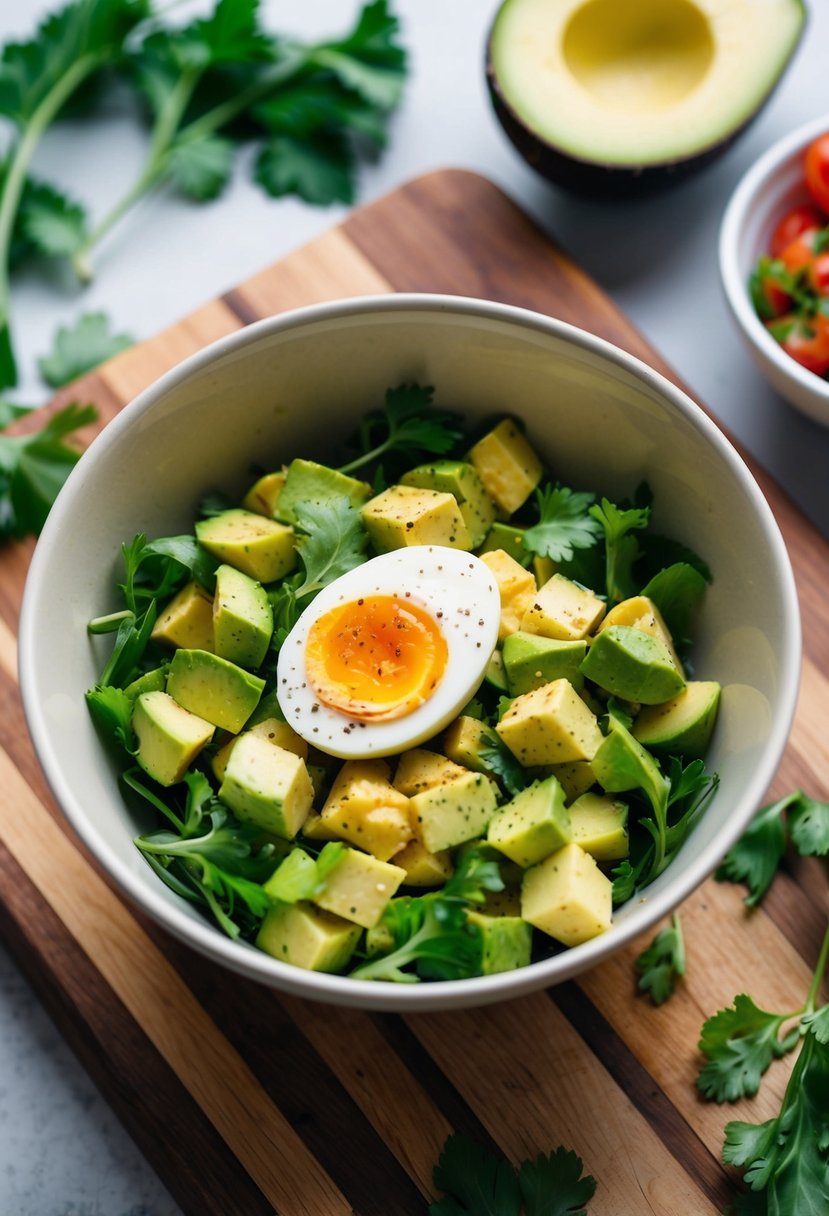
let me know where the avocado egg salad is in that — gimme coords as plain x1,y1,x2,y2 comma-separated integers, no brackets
86,384,720,983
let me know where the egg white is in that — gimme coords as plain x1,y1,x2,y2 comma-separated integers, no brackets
275,548,501,759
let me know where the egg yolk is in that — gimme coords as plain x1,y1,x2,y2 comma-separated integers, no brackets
304,595,448,722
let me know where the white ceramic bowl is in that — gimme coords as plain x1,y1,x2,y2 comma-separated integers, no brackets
720,112,829,426
19,295,800,1011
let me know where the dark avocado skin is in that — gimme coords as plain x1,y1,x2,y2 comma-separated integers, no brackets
484,6,807,199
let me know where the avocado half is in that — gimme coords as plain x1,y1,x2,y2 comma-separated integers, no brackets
486,0,806,196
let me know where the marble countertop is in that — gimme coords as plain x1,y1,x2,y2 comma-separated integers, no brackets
1,0,827,1211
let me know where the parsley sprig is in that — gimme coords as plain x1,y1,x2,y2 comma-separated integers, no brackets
337,383,463,476
588,497,650,604
521,484,602,564
635,912,686,1006
716,790,829,906
429,1132,596,1216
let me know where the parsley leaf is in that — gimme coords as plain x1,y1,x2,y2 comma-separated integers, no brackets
313,0,407,111
588,497,651,603
18,179,88,258
84,684,137,754
639,562,707,657
38,312,133,388
519,1148,597,1216
698,995,802,1102
788,794,829,857
338,383,463,476
636,912,685,1005
292,495,369,597
0,401,97,539
168,134,235,201
715,793,793,906
254,131,355,205
522,485,602,564
431,1134,521,1216
477,730,532,798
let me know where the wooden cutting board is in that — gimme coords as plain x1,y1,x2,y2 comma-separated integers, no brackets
1,170,826,1216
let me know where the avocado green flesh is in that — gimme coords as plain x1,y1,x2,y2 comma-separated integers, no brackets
633,680,721,759
489,0,805,169
580,625,685,705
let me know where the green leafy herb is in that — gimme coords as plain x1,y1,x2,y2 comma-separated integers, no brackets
84,684,137,754
716,790,829,907
639,562,708,657
338,383,463,476
0,0,149,386
350,849,504,982
429,1133,596,1216
38,312,133,388
698,994,802,1102
636,912,685,1005
264,841,345,903
588,497,651,604
0,401,97,538
293,494,369,596
521,485,602,564
477,729,532,798
119,531,216,614
788,794,829,857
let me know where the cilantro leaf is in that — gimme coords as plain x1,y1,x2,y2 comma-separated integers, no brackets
715,793,793,906
293,495,369,597
339,384,463,476
430,1133,521,1216
522,485,602,564
788,794,829,857
635,913,685,1006
519,1147,597,1216
588,497,650,603
0,400,97,539
639,562,707,657
698,994,801,1102
313,0,407,111
477,730,531,798
38,313,133,388
18,179,88,258
168,135,235,201
254,131,355,205
85,684,137,754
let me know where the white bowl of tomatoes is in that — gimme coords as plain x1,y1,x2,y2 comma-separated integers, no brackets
720,114,829,427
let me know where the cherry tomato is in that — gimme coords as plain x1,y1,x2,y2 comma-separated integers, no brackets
808,252,829,296
758,273,792,317
779,230,821,275
805,134,829,214
770,203,825,257
773,314,829,376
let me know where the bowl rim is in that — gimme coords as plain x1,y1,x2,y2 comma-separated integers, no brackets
19,292,802,1011
719,110,829,404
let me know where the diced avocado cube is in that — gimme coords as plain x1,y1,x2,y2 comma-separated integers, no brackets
633,681,721,759
467,911,532,975
580,625,686,705
195,509,296,583
409,770,498,853
521,842,612,947
211,717,308,784
275,458,371,526
569,792,629,861
546,760,595,802
521,573,606,641
132,691,214,787
496,679,603,766
599,595,683,674
503,631,587,696
393,748,468,796
313,846,406,928
219,734,313,838
242,471,286,518
212,564,273,669
532,554,556,586
361,484,471,552
364,918,396,958
124,665,168,701
400,460,497,548
487,775,571,867
468,418,543,514
479,549,537,641
301,809,339,841
592,717,669,813
320,759,413,861
167,648,264,733
393,840,454,887
442,715,494,774
151,581,214,652
256,901,360,972
481,884,523,917
477,521,531,566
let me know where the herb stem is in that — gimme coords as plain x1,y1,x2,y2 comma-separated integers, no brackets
804,917,829,1016
176,47,309,145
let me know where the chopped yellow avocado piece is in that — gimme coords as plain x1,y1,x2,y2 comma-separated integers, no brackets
442,715,492,774
314,847,406,929
320,759,413,861
497,679,603,766
151,581,214,652
393,748,467,796
546,760,596,802
409,769,499,853
242,470,286,518
393,840,454,887
256,901,360,972
599,595,683,674
132,691,214,787
521,842,612,947
487,775,571,868
521,573,606,641
479,549,537,641
468,418,542,514
195,508,296,583
301,809,339,841
569,792,629,861
361,484,471,552
211,717,308,784
219,734,313,839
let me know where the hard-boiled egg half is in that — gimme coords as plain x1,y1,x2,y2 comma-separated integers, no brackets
276,548,501,758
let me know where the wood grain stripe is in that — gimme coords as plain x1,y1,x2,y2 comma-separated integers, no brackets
0,611,16,683
0,746,350,1216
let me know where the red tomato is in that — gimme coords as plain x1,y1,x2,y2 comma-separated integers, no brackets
774,314,829,376
759,273,792,317
779,230,821,274
771,203,825,257
805,134,829,214
808,252,829,296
